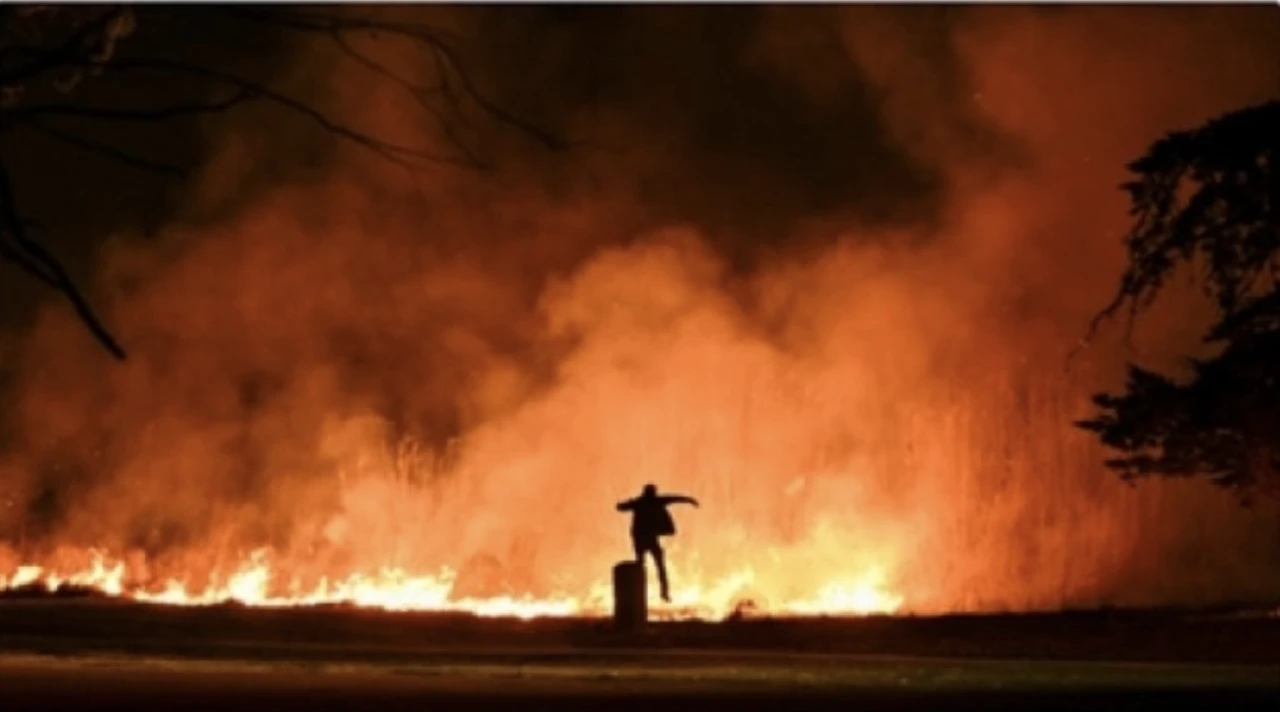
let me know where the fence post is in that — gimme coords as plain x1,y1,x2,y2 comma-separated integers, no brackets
612,560,647,629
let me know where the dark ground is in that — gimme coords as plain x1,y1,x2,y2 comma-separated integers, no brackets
2,597,1278,711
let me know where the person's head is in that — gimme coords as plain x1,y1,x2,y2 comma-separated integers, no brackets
642,483,657,498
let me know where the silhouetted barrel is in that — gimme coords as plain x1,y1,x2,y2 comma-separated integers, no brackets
612,560,647,629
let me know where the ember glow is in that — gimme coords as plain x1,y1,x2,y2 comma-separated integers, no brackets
0,549,903,620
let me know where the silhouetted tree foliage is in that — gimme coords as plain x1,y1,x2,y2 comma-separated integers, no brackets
1078,100,1280,502
0,5,561,360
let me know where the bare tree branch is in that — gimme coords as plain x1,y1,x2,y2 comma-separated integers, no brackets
101,56,478,170
11,87,260,123
0,5,568,360
0,159,127,359
24,119,186,175
212,6,569,151
209,7,468,65
325,30,488,169
429,40,570,152
0,229,58,285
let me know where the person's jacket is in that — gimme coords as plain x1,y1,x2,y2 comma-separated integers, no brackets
617,493,696,539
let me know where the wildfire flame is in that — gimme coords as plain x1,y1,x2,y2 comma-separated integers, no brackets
1,549,903,620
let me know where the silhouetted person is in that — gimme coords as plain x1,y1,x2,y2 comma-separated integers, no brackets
616,483,699,602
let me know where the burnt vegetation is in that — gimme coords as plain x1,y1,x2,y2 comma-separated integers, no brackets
0,4,561,360
1079,100,1280,502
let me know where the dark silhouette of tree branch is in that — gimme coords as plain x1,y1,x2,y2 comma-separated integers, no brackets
324,29,487,169
1078,100,1280,502
20,56,481,171
25,120,186,175
12,87,260,123
0,158,127,359
0,5,565,360
212,6,570,158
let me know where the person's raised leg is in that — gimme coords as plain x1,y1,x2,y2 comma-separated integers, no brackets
652,543,670,602
631,537,653,599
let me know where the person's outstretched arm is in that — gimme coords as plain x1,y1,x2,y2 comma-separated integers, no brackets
659,494,699,507
616,498,637,512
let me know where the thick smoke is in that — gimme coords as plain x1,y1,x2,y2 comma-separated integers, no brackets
3,6,1280,612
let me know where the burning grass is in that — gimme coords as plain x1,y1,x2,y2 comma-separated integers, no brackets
0,547,903,621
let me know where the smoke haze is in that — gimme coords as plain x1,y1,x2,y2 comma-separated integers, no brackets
3,6,1279,613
